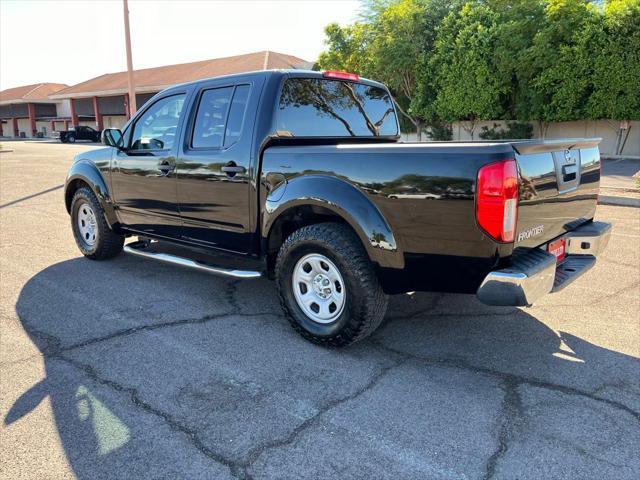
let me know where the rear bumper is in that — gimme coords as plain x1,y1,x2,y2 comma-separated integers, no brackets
477,221,611,306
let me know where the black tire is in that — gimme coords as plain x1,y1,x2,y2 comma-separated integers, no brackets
70,187,123,260
275,223,388,347
67,134,76,143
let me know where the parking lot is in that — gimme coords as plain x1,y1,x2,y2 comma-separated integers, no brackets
1,141,638,479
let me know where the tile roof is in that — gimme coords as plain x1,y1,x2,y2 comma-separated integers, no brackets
50,51,312,99
0,83,68,103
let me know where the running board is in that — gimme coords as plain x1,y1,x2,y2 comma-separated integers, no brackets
123,240,262,279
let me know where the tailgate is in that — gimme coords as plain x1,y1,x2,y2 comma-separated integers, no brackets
512,138,601,248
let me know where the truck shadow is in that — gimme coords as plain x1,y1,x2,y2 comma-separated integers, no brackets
6,257,640,479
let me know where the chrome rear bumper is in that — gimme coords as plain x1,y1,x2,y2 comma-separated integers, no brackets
477,221,611,306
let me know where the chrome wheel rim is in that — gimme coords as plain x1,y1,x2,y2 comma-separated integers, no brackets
292,253,346,324
77,202,98,247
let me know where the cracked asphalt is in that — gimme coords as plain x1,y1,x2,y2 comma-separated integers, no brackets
1,141,639,479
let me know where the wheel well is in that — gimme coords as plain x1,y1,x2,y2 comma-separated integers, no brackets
266,205,361,277
65,179,90,212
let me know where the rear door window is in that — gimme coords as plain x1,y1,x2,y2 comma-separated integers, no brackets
277,78,398,137
191,84,251,149
224,85,250,147
192,87,233,149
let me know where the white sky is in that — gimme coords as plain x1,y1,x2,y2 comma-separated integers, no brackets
0,0,361,90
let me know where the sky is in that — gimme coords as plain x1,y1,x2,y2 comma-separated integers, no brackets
0,0,361,90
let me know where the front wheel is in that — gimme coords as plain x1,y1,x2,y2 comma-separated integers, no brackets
275,223,388,347
66,134,76,143
70,187,124,260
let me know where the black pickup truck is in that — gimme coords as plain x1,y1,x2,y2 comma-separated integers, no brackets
55,125,102,143
64,69,611,346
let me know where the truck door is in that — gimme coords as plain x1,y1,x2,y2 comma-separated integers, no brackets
110,93,187,237
175,79,260,254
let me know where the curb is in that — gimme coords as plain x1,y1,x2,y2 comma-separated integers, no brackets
599,195,640,208
601,155,640,161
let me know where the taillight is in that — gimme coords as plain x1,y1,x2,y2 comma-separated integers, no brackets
476,159,519,243
323,70,360,82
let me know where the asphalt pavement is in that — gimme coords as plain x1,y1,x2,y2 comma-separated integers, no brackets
1,141,639,479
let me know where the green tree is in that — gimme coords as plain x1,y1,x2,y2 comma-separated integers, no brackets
367,0,458,139
488,0,546,120
587,0,640,153
520,0,598,136
318,0,457,139
317,22,372,75
430,2,507,139
316,0,640,143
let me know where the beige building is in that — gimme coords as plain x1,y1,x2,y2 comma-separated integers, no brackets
0,83,73,137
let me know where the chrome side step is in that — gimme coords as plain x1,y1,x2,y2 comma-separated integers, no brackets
123,240,262,279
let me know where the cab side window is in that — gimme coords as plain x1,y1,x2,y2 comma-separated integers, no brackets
191,84,250,149
224,85,250,147
129,94,185,151
192,87,233,149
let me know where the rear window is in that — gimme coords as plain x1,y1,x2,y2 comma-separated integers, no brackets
277,78,398,137
191,84,251,149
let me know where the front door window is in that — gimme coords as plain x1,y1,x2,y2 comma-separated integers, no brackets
129,95,185,151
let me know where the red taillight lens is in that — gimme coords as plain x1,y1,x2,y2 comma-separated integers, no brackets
476,159,519,243
323,70,360,82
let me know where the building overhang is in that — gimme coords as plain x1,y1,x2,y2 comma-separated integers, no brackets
0,99,64,106
49,85,166,100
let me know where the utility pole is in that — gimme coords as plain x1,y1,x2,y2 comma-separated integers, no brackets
123,0,137,116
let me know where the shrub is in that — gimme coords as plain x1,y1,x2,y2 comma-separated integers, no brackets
479,121,533,140
427,121,453,141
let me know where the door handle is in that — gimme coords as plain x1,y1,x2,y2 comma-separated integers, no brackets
221,164,246,175
157,161,174,175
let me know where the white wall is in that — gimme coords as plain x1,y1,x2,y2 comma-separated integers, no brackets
401,120,640,156
16,118,31,137
55,99,71,118
35,120,50,136
103,115,127,129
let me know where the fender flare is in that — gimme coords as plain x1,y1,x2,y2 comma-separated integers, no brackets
64,160,118,227
263,175,403,269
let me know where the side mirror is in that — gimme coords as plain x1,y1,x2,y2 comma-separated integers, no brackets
102,128,124,149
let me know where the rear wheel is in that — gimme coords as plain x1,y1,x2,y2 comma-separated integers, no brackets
275,223,388,347
70,187,123,260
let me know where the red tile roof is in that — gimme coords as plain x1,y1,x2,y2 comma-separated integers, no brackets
0,83,68,103
50,51,311,99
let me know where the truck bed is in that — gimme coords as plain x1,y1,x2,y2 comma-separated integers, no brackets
261,138,601,293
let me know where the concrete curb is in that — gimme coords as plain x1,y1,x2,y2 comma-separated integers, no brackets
601,155,640,160
599,195,640,208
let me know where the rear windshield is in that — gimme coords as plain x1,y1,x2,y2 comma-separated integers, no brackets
277,78,398,137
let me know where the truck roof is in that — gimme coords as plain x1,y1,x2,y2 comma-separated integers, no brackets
163,69,388,94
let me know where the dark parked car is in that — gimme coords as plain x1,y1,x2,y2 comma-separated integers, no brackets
55,125,101,143
63,70,610,346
